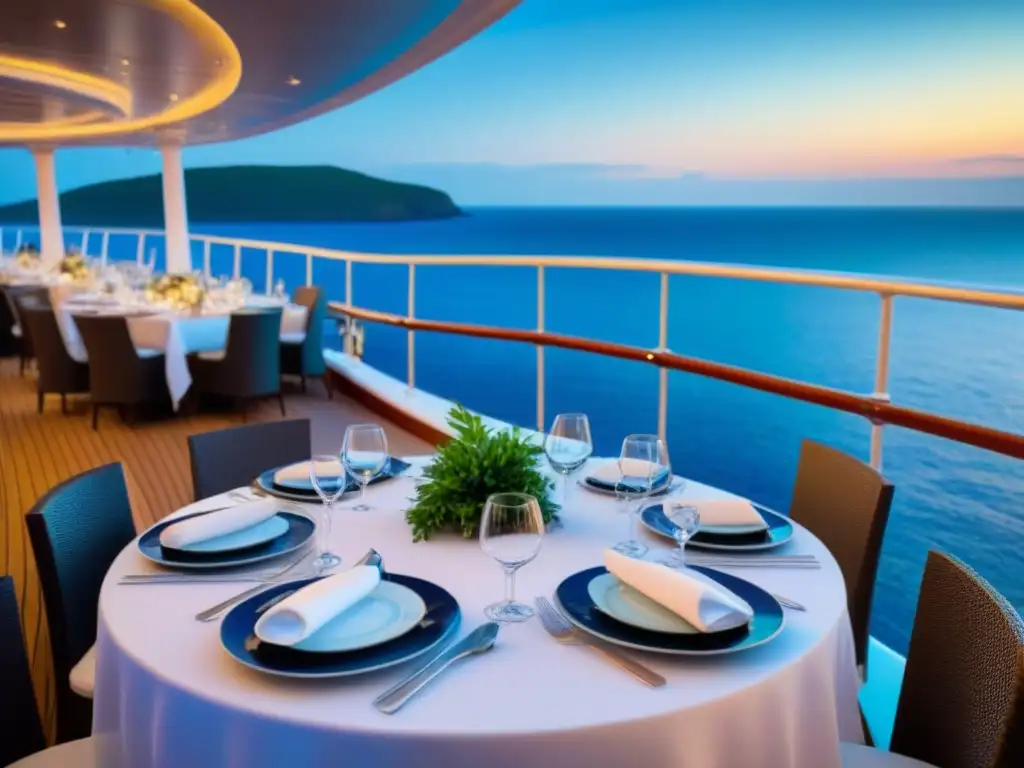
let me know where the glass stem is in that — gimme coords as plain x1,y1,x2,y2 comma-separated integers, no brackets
320,501,332,554
505,566,517,604
359,482,367,506
561,473,568,508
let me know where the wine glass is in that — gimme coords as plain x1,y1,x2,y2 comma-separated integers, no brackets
612,434,670,558
660,501,700,568
544,413,593,508
308,454,345,572
273,278,287,301
342,424,389,511
479,492,544,623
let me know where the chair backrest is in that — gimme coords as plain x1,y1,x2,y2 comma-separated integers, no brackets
891,552,1024,767
20,304,89,393
215,308,284,398
25,462,137,743
0,576,47,766
73,313,151,402
188,418,312,499
788,439,894,668
291,286,326,376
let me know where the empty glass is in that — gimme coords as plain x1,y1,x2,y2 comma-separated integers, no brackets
660,501,700,568
273,278,287,301
342,424,389,511
613,434,670,558
308,455,345,572
479,492,545,622
544,413,593,508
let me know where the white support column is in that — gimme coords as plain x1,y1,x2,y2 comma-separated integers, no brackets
32,147,65,266
160,143,190,273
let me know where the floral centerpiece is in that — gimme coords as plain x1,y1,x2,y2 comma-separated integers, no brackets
14,243,40,268
405,404,558,541
145,273,205,311
58,249,91,282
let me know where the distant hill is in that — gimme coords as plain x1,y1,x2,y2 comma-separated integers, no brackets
0,165,462,226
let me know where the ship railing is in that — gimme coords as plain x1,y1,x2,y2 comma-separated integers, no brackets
3,223,1023,469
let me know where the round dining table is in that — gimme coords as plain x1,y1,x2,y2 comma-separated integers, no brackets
93,457,864,768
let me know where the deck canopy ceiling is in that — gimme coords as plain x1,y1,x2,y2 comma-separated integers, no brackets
0,0,518,147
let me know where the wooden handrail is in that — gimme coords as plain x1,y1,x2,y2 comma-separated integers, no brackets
329,302,1024,460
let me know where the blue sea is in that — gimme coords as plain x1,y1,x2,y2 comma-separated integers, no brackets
76,207,1024,655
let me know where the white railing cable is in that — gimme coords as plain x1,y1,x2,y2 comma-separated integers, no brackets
407,264,416,389
870,294,895,470
305,253,313,287
265,250,274,295
202,239,211,277
537,265,546,432
81,229,90,256
13,229,21,250
100,230,110,266
136,233,146,264
232,243,241,279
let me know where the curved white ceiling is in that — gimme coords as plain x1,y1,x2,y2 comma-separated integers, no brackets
0,0,520,146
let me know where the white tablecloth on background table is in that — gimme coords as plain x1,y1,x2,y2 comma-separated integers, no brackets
93,457,863,768
56,303,307,409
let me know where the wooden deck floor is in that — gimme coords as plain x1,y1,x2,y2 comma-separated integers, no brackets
0,359,433,742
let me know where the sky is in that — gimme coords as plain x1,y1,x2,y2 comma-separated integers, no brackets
1,0,1022,206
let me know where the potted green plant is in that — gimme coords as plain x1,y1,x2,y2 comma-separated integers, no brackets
406,404,559,541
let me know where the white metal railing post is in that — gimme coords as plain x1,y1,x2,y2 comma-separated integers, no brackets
305,253,313,286
0,227,4,251
136,233,146,264
657,272,670,443
81,229,90,256
232,243,241,279
265,250,274,295
407,264,416,389
202,239,211,277
870,294,894,470
344,259,353,355
100,231,109,266
13,229,21,250
537,265,546,432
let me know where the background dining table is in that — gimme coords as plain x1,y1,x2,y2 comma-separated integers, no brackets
92,456,863,768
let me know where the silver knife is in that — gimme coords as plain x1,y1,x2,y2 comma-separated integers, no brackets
373,622,499,714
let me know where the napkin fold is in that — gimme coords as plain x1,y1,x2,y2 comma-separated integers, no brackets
587,458,669,493
604,549,752,632
255,565,381,646
690,498,767,531
274,459,344,485
159,500,278,549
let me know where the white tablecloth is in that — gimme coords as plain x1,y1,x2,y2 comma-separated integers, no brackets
57,304,307,409
93,458,863,768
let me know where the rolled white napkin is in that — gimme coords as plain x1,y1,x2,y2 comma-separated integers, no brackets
274,459,344,485
255,565,381,646
690,498,767,531
587,458,669,489
159,499,278,549
604,549,752,632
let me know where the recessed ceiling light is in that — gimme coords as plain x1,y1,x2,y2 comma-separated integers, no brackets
120,58,130,66
168,92,179,102
286,76,301,86
54,20,67,29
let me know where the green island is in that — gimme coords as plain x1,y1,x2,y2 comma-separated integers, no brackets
0,165,462,226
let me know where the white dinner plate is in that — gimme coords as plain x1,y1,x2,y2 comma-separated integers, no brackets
172,515,290,554
587,573,700,634
292,581,427,653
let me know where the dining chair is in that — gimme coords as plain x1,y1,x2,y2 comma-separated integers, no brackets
19,303,90,414
1,576,101,768
788,439,894,675
280,285,331,397
3,285,48,375
188,308,287,416
187,418,312,499
840,551,1024,767
25,463,137,745
73,313,170,429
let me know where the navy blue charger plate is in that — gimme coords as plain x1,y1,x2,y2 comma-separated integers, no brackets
138,510,314,569
555,565,784,655
641,502,793,551
221,573,461,678
255,457,411,502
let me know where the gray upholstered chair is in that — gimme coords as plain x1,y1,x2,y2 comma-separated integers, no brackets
187,418,312,500
841,551,1024,767
25,463,137,744
20,303,90,414
280,285,330,397
789,439,894,674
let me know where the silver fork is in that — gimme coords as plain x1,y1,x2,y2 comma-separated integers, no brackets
534,597,666,687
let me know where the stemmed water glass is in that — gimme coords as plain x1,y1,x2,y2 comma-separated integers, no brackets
612,434,670,558
544,413,593,508
308,454,345,572
659,501,700,568
342,424,389,511
479,492,545,623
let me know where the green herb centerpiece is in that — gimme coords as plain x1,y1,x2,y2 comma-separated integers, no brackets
406,404,559,541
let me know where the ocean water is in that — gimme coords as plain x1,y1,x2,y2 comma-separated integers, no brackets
73,207,1024,655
